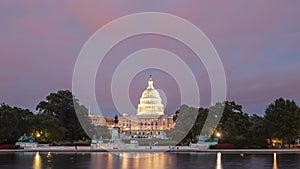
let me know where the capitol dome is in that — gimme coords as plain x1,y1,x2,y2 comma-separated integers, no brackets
137,75,164,116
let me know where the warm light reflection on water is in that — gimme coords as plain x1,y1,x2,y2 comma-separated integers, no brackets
120,153,129,169
91,153,168,169
46,152,51,158
273,153,278,169
33,152,42,169
107,153,113,169
7,152,297,169
138,153,167,169
216,152,223,169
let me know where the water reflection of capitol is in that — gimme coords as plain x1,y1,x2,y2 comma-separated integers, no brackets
90,75,174,139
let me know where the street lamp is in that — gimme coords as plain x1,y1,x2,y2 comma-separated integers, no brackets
36,133,41,138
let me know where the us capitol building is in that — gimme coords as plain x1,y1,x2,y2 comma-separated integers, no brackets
89,75,174,139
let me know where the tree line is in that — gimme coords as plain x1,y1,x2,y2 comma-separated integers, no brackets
171,99,300,148
0,90,109,144
0,89,299,148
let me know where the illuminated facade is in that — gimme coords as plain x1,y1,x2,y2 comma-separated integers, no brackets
90,75,174,139
137,75,164,116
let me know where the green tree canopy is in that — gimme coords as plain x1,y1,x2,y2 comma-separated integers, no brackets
167,104,199,144
0,103,34,144
247,114,268,148
36,90,95,143
29,113,66,143
264,98,300,146
217,101,250,142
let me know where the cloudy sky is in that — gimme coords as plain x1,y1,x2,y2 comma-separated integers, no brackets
1,1,300,116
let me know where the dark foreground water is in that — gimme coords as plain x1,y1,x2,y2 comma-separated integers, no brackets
0,152,299,169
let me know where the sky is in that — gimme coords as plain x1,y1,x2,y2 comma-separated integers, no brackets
1,1,300,116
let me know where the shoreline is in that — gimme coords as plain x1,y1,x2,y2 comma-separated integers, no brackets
1,146,300,154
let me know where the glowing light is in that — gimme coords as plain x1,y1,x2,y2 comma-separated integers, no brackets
36,133,41,138
137,75,165,116
46,152,51,158
216,152,222,169
33,152,42,169
273,153,278,169
46,152,52,163
216,132,221,137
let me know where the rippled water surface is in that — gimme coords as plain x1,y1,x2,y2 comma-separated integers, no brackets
0,152,299,169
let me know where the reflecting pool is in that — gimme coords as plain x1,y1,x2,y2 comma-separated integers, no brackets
0,152,299,169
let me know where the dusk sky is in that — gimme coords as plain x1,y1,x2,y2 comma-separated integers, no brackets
1,1,300,116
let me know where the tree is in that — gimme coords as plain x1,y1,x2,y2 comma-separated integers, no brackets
167,105,199,144
264,98,300,147
215,101,251,148
180,107,210,144
29,113,66,143
167,105,213,145
36,90,95,143
247,114,268,148
0,103,34,144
